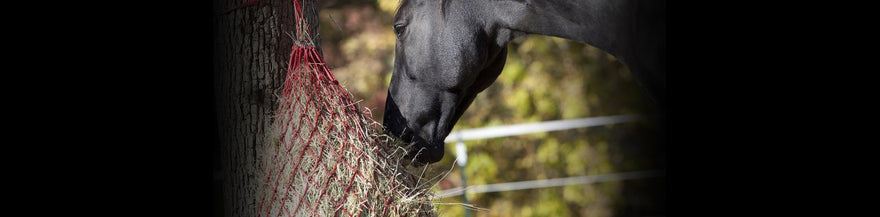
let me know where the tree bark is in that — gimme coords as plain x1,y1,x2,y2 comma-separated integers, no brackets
213,0,320,216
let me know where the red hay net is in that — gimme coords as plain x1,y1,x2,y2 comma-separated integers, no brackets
248,0,438,216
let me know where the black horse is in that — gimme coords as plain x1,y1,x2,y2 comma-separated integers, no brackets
383,0,666,165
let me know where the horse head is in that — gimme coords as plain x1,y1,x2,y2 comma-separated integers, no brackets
383,0,510,165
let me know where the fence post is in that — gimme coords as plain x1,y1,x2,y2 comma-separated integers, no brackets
456,138,470,217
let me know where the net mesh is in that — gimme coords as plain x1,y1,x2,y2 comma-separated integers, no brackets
251,0,439,216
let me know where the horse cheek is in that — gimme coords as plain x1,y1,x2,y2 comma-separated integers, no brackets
473,47,508,93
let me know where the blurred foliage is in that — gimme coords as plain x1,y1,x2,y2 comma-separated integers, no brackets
320,1,664,216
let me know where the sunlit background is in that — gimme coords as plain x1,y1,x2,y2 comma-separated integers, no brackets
319,1,665,216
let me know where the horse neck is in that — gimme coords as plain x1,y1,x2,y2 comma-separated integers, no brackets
486,0,665,65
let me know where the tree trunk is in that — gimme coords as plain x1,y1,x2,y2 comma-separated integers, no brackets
213,0,320,216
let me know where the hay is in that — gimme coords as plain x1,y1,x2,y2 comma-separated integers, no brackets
251,2,441,215
255,43,440,216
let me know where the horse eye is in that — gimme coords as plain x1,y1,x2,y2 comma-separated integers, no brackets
393,23,406,38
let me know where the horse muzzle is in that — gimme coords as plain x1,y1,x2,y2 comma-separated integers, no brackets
383,93,445,166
